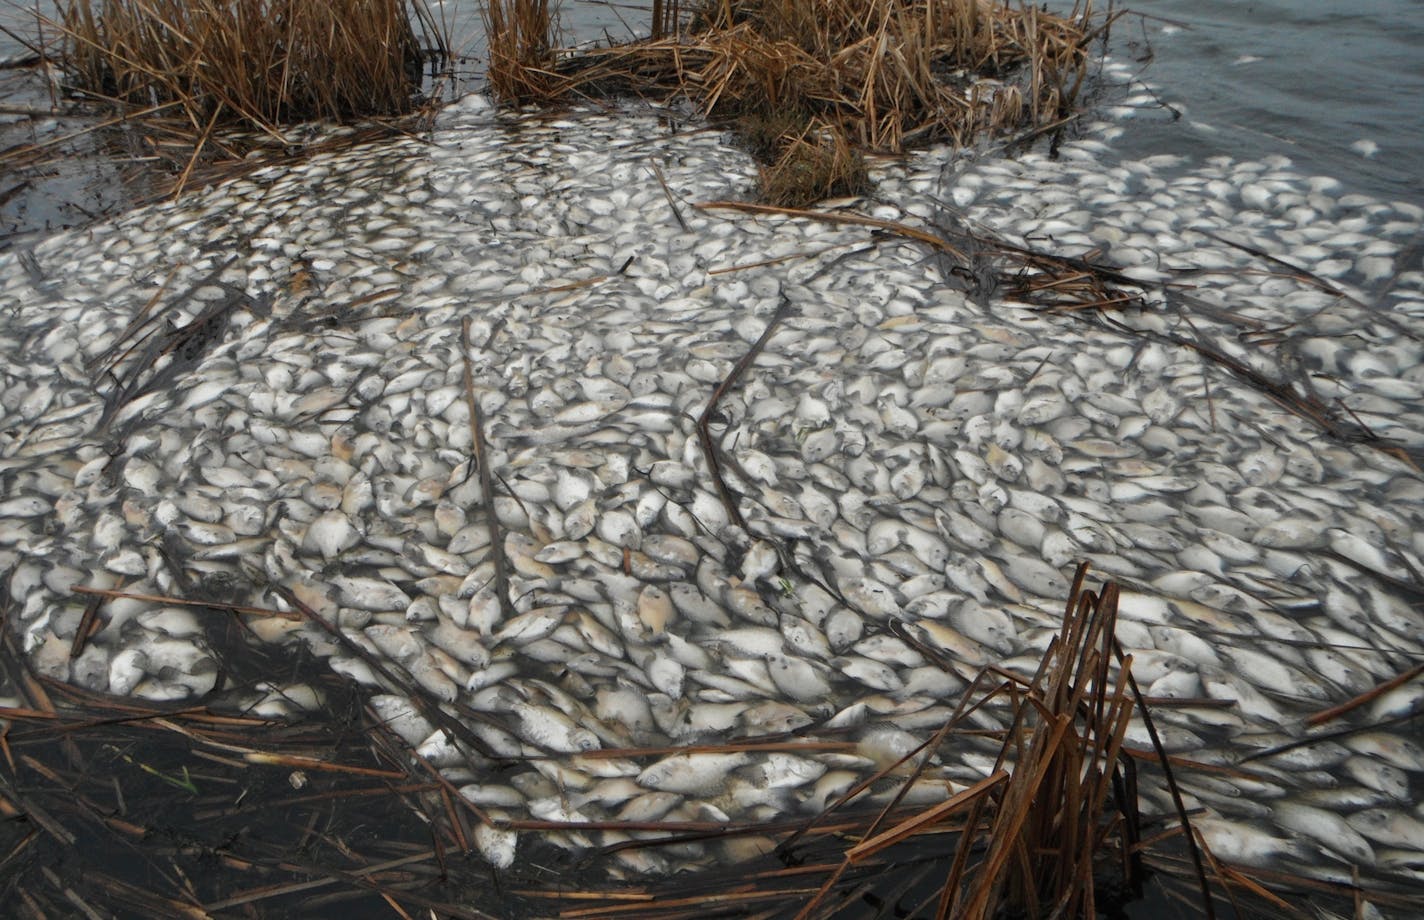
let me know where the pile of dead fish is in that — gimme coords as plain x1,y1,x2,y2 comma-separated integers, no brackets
1,63,1423,890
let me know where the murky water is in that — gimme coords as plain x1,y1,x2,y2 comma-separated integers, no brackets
1100,0,1424,211
1,3,1422,914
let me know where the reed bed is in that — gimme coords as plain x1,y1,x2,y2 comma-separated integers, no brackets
486,0,1112,205
56,0,437,129
481,0,559,103
22,0,452,197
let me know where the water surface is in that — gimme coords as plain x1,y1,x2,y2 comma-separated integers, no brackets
1100,0,1424,210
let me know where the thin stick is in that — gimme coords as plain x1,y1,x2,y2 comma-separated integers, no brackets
845,770,1007,863
648,160,688,231
699,200,966,260
71,586,301,620
240,751,408,779
68,593,105,660
461,316,513,625
1114,639,1216,920
1306,661,1424,727
697,297,791,529
200,850,437,912
0,101,181,166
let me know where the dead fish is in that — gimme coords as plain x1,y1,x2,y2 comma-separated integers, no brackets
637,752,751,795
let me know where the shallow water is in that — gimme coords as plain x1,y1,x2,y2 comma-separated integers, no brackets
3,77,1423,879
1099,0,1424,211
5,1,1420,236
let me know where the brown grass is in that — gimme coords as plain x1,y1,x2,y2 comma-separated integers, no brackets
481,0,560,103
943,569,1146,918
55,0,433,132
487,0,1111,205
758,122,870,207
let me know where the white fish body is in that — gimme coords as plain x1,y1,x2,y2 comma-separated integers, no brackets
637,752,751,795
513,702,600,753
1273,803,1375,866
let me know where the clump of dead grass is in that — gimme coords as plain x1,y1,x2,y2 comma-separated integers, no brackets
488,0,1112,205
55,0,437,132
942,570,1147,918
759,124,870,206
32,0,451,197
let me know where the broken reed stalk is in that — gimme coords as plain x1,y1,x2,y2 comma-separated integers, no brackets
946,565,1144,919
697,296,793,531
47,0,442,170
461,317,515,625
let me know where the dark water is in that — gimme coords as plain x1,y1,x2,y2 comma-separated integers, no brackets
1098,0,1424,210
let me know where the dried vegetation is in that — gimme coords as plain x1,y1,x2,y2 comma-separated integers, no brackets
486,0,1112,205
57,0,441,128
0,0,453,200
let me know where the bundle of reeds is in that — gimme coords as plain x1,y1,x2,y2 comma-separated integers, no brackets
56,0,433,132
481,0,559,103
942,570,1145,918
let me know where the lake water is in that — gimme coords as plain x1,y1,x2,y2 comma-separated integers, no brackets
1092,0,1424,212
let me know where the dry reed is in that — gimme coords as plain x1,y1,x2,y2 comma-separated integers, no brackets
481,0,560,103
943,568,1146,918
487,0,1110,205
759,124,870,207
55,0,433,132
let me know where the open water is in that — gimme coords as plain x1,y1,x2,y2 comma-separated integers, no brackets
1095,0,1424,211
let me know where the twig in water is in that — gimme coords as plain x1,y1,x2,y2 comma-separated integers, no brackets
648,160,688,231
699,200,966,261
1306,662,1424,728
696,297,792,530
461,316,514,625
